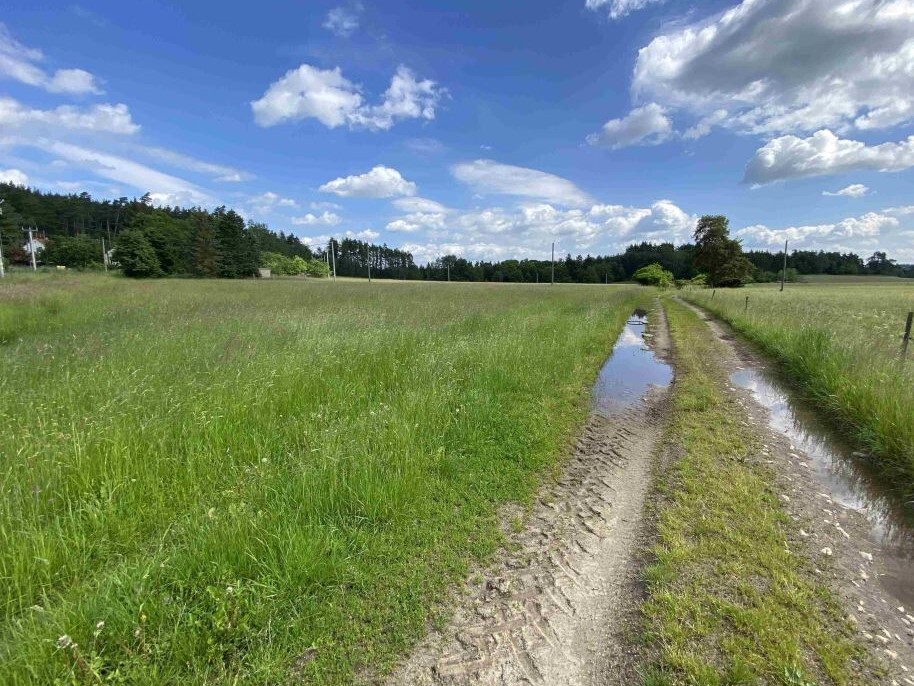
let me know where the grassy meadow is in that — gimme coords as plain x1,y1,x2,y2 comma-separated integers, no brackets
682,282,914,498
0,273,645,684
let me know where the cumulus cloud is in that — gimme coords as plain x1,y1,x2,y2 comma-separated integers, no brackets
737,212,900,249
0,97,138,134
323,4,362,37
319,165,417,198
585,0,668,20
248,192,299,213
0,168,28,186
823,183,870,198
634,0,914,136
0,23,101,94
292,211,342,226
251,64,444,131
451,160,591,207
386,199,696,261
744,130,914,185
587,103,673,149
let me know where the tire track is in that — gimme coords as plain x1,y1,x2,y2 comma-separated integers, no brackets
386,306,672,686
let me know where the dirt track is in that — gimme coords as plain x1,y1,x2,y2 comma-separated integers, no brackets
386,306,672,686
681,299,914,683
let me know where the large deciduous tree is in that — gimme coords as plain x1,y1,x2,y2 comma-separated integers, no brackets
113,230,163,278
693,215,754,287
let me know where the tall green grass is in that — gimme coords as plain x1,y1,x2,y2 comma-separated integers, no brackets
682,283,914,498
0,274,644,684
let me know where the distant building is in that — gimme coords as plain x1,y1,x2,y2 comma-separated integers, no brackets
22,238,45,255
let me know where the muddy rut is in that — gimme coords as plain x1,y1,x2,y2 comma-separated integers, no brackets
387,307,672,686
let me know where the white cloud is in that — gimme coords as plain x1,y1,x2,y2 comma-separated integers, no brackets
299,229,379,246
140,146,249,182
24,139,210,204
247,192,299,214
0,23,101,94
323,5,362,37
744,130,914,185
392,197,449,213
633,0,914,136
405,137,447,155
386,212,448,233
319,165,417,198
348,66,445,131
309,201,342,211
587,103,673,149
251,64,362,128
386,199,696,261
0,97,138,134
0,168,28,186
292,211,342,226
823,183,870,198
586,0,668,20
251,63,444,131
683,109,728,141
451,160,591,207
737,212,900,249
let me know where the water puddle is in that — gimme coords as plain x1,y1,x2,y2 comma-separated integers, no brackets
730,366,914,607
592,310,672,417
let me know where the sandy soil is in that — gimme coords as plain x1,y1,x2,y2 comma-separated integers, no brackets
385,306,673,686
682,300,914,685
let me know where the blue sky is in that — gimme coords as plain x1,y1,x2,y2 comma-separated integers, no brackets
2,0,914,263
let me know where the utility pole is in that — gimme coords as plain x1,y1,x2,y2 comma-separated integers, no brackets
330,239,337,282
101,237,108,273
551,242,555,285
366,244,371,283
23,226,36,271
780,239,788,292
0,198,5,278
447,262,450,282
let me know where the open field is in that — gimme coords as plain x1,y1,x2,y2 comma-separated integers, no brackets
682,283,914,498
0,273,647,684
4,274,914,685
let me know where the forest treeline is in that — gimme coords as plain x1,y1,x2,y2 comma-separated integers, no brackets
0,183,910,281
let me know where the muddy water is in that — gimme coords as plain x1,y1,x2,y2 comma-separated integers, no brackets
592,310,672,417
730,366,914,607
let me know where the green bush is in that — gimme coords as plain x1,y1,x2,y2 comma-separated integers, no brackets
633,263,674,287
43,236,104,270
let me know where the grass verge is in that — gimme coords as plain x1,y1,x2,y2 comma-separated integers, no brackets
640,298,873,686
0,274,646,684
680,284,914,499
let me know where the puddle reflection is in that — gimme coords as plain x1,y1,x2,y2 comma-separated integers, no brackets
592,312,672,417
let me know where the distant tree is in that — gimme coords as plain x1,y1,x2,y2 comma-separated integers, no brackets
633,263,674,287
191,212,219,278
693,215,754,287
43,235,102,270
113,230,162,278
866,251,899,276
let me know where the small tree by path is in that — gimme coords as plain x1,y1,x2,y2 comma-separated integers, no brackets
693,215,754,287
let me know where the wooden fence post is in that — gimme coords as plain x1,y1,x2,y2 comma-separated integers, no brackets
902,311,913,362
744,296,749,313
